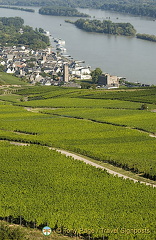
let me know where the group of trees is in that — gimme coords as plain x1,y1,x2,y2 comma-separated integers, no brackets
18,26,50,49
136,33,156,42
39,6,90,17
91,67,102,83
100,2,156,18
74,19,136,36
0,16,24,28
0,17,50,49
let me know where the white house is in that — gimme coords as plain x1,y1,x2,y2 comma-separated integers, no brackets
6,67,15,74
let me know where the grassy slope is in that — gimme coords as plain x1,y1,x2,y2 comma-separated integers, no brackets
0,72,27,85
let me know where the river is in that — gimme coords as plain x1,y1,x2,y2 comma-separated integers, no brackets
0,7,156,85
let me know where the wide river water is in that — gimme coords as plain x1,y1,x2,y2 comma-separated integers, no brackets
0,7,156,85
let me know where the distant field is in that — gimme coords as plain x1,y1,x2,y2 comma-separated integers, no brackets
41,107,156,133
75,87,156,104
15,97,156,110
0,94,23,102
16,86,156,104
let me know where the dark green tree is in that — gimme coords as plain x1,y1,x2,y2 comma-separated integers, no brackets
141,104,148,110
91,68,102,84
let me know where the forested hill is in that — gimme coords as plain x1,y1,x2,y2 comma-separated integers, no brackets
0,0,156,18
0,17,50,49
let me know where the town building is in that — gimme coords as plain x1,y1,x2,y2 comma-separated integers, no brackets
98,73,119,88
63,63,69,82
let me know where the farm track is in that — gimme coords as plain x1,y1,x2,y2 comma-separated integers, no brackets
6,138,156,187
49,148,156,188
1,136,155,187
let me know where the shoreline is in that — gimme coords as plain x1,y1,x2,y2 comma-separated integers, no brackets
48,32,154,87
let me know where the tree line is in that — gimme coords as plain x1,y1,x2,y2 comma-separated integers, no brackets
39,6,90,17
100,2,156,18
0,5,34,12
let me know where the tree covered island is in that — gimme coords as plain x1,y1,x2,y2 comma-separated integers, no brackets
136,33,156,42
0,17,50,49
66,18,136,36
39,6,90,17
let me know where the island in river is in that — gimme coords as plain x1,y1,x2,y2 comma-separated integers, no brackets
39,6,90,17
66,18,136,36
136,33,156,42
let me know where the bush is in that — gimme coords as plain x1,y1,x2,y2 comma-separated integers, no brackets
141,103,148,110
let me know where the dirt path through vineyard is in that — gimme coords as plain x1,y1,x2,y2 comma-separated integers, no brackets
49,148,156,188
6,141,156,187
